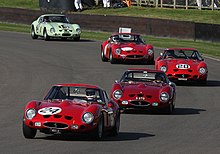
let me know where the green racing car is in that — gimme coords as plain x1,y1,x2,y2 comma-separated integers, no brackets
31,14,81,41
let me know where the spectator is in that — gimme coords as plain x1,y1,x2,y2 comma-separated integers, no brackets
74,0,83,11
103,0,111,8
214,0,219,8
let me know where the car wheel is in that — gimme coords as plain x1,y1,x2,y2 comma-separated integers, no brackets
109,50,117,64
148,59,155,65
31,26,38,39
163,102,174,114
109,111,120,136
43,29,50,41
74,36,80,41
91,114,104,140
22,121,37,139
101,47,108,62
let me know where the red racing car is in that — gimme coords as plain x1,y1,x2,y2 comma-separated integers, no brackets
101,33,154,64
22,84,120,140
155,48,208,85
111,68,176,114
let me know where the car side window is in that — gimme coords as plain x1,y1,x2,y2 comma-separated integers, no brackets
103,91,109,104
38,17,43,23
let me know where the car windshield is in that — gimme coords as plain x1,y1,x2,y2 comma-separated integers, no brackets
112,34,145,44
163,49,203,60
43,16,69,23
120,71,167,83
44,86,103,102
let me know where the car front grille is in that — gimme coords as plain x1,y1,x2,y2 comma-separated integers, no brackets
174,74,190,78
43,122,68,129
130,101,150,106
126,55,144,59
62,33,71,36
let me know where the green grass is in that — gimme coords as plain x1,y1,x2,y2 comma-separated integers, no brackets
0,0,39,9
1,0,220,24
1,22,219,57
81,7,220,24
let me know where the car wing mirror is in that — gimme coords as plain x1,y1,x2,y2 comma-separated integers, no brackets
169,81,175,87
160,52,163,56
115,80,119,83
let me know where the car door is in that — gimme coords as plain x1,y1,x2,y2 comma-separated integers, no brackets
102,90,115,127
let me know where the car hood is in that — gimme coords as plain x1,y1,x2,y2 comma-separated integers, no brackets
48,22,73,30
37,99,92,116
164,59,202,70
121,82,165,97
118,42,146,51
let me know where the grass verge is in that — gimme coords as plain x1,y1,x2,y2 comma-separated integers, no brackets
1,0,220,24
0,22,219,57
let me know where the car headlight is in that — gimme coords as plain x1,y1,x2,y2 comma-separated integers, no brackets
148,49,154,55
160,92,169,102
26,108,36,120
199,67,206,75
160,66,167,72
115,48,121,55
82,112,94,124
76,28,81,33
113,90,122,100
50,28,55,33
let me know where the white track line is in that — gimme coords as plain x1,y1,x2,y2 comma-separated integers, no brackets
203,55,220,62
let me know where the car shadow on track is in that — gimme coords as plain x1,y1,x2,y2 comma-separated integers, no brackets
122,107,206,115
35,132,155,141
172,108,206,115
35,38,96,42
175,80,220,87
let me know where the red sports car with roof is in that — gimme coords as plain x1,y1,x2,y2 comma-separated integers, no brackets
101,33,154,64
22,84,120,140
111,68,176,114
155,48,208,85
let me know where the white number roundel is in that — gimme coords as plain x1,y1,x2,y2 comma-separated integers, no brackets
38,107,62,115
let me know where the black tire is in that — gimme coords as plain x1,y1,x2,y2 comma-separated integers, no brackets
101,47,108,62
74,36,80,41
147,57,155,65
91,114,104,140
109,50,117,64
43,29,50,41
163,102,174,114
31,26,38,39
109,111,120,136
22,121,37,139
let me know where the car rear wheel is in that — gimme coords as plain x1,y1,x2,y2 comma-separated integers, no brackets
109,111,120,136
31,26,38,39
43,29,50,41
109,50,117,64
91,114,104,140
22,121,37,139
148,58,155,65
101,47,108,62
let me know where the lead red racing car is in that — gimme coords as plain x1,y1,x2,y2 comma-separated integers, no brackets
155,48,208,85
111,68,176,114
22,84,120,140
101,33,154,64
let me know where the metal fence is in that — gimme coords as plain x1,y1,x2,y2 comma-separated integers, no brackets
131,0,220,10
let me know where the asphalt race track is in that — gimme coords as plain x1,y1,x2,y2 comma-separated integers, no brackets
0,31,220,154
